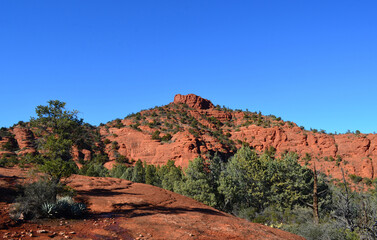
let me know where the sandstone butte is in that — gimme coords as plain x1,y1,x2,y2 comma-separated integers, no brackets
0,167,303,240
1,93,376,181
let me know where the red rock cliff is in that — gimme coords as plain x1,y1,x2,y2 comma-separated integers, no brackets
5,94,377,181
173,94,215,109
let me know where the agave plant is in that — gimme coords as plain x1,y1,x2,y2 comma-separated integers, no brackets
41,202,57,217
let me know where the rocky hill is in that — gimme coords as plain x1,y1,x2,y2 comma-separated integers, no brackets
1,93,376,180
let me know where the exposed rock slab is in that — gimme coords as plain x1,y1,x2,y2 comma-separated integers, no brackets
0,167,303,240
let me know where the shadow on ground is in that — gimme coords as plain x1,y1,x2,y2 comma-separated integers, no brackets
91,202,225,219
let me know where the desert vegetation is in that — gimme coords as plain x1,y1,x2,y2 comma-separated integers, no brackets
6,100,89,221
2,98,377,240
94,146,377,240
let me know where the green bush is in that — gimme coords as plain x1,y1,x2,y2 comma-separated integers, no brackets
110,164,129,178
79,162,109,177
0,128,12,138
349,174,363,184
130,123,142,131
0,155,19,167
41,196,87,218
10,180,58,220
152,130,161,141
10,180,87,220
363,177,372,186
111,141,119,150
1,138,19,152
336,156,342,166
283,221,360,240
161,133,172,142
113,119,125,129
116,154,129,164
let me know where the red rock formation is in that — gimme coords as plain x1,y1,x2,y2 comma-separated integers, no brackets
173,94,215,109
102,127,204,168
4,94,377,181
11,127,36,155
99,94,377,181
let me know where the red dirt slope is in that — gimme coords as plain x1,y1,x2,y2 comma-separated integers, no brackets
0,167,303,240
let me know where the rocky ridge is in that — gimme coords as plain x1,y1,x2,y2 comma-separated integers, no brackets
1,94,376,180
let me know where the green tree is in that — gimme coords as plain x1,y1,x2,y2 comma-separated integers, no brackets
145,164,158,185
218,146,267,212
30,100,83,183
156,160,182,191
110,164,129,178
38,135,78,182
218,146,331,221
265,152,314,210
176,157,217,207
132,160,145,183
79,161,109,177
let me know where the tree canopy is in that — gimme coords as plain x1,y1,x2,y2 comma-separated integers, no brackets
30,100,82,182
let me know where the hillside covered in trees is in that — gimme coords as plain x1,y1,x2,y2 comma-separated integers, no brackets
1,94,377,181
1,95,377,239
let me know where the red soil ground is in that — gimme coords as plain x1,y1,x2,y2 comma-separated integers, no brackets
0,167,303,240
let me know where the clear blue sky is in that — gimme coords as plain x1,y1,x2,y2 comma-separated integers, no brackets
1,1,376,133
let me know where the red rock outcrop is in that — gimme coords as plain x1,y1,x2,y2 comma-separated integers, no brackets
173,94,215,109
11,127,36,155
102,127,207,169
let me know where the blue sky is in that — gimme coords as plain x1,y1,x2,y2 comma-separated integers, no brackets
1,1,376,133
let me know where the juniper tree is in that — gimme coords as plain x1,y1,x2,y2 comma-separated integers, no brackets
30,100,83,183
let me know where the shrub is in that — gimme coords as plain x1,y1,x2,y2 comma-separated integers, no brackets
10,180,61,220
116,154,129,164
188,128,199,138
41,196,87,218
113,119,125,129
110,164,129,178
111,141,119,150
0,128,12,138
92,154,109,164
161,134,172,142
363,177,372,186
79,162,109,177
349,174,363,184
336,156,342,166
1,137,19,152
10,180,87,220
130,123,142,131
0,155,19,167
151,130,161,141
